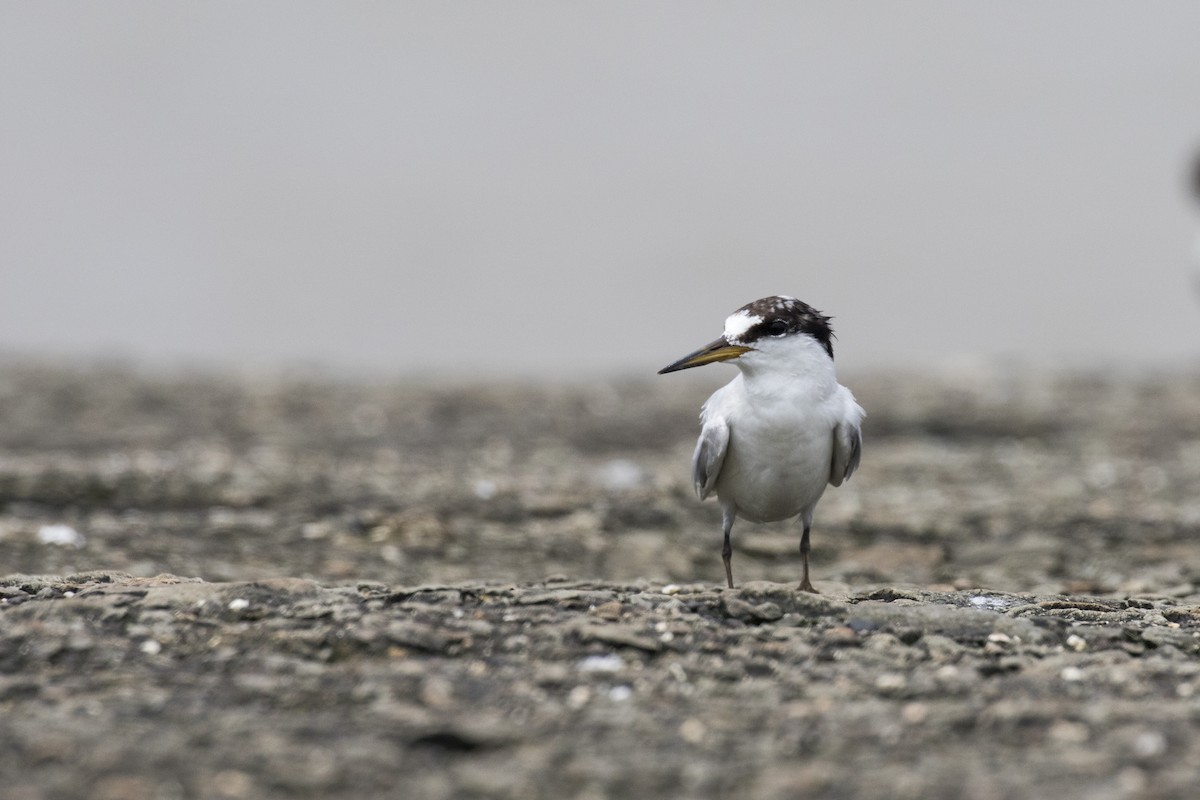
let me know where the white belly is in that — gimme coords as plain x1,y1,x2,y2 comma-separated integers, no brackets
715,410,833,523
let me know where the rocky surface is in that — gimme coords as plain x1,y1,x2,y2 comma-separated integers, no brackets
2,360,1200,798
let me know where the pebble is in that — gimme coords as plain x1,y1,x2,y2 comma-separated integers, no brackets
591,600,623,621
36,524,86,548
576,624,661,653
577,653,624,674
817,625,860,648
678,718,706,743
1061,666,1086,682
720,596,783,623
567,685,591,709
1131,730,1167,759
1048,720,1090,744
901,703,928,725
608,685,633,702
420,676,455,708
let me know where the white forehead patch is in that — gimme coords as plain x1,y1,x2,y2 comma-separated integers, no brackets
723,310,761,342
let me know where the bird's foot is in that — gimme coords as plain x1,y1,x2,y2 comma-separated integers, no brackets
797,579,819,594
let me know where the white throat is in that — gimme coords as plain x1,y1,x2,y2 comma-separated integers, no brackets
735,334,838,401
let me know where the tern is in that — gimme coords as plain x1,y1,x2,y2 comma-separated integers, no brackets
658,296,865,592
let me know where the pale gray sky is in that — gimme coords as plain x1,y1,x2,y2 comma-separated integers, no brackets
2,2,1199,376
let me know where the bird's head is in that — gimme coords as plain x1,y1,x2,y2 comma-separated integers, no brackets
657,295,835,375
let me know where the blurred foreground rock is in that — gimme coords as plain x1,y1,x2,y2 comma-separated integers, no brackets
3,572,1199,800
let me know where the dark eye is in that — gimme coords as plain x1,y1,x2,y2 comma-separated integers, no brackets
766,320,788,336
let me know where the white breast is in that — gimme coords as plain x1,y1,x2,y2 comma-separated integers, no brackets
708,375,841,522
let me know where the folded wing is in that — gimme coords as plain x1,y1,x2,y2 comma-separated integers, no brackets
829,394,865,487
691,417,729,499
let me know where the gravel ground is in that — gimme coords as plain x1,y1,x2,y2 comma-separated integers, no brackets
2,360,1200,799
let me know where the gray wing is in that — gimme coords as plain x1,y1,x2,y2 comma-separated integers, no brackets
829,418,862,488
691,417,729,499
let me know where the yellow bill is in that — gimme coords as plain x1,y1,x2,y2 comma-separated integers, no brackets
658,337,752,374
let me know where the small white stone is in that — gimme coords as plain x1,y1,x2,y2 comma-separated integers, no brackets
566,686,591,709
379,544,403,565
661,584,682,595
679,718,706,743
36,524,85,548
901,703,929,725
227,598,250,612
1061,666,1086,682
969,595,1014,610
140,640,163,655
1132,730,1167,759
935,665,961,681
1048,720,1090,744
608,685,632,702
1066,634,1087,651
577,653,624,674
